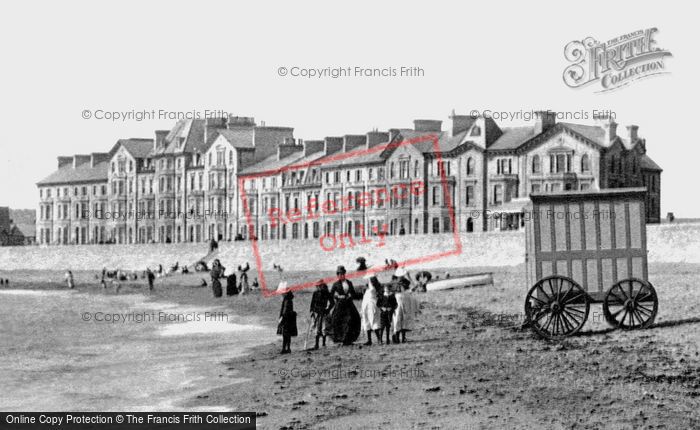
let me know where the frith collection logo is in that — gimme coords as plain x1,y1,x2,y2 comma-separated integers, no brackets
563,28,672,93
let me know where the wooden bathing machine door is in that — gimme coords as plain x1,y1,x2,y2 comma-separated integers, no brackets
525,188,648,302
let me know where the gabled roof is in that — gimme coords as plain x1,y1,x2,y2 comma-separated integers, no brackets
155,119,209,155
118,138,153,159
213,128,256,149
37,161,108,185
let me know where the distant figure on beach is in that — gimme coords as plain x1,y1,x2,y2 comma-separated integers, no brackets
100,267,107,288
356,257,369,272
65,270,75,289
209,238,218,253
392,278,419,343
157,264,163,277
360,275,381,346
238,263,250,294
211,259,224,298
0,279,4,286
277,291,297,354
181,265,189,274
329,265,361,345
226,271,238,296
251,278,259,290
309,281,333,350
146,268,155,291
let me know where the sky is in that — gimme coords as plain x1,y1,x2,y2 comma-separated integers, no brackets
1,0,697,216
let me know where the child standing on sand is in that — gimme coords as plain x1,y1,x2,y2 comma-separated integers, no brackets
277,291,297,354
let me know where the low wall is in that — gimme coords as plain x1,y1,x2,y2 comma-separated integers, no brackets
0,223,698,272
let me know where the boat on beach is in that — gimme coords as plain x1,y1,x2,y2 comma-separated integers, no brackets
426,272,494,292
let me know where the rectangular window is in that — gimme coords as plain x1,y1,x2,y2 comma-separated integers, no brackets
493,185,503,205
465,185,474,206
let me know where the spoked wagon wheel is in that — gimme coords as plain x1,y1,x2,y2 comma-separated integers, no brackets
603,278,658,329
524,276,590,340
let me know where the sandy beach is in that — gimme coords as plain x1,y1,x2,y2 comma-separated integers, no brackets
2,262,700,428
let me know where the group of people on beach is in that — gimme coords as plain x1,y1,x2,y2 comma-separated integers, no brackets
207,260,258,298
276,257,423,354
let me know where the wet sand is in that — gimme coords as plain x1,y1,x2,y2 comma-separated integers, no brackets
3,264,700,428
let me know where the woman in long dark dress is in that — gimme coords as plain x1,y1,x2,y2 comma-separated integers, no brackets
277,291,297,353
328,265,361,345
211,259,224,298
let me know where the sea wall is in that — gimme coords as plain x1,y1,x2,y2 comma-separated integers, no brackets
0,223,698,272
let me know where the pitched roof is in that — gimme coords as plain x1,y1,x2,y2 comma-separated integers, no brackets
155,119,208,155
119,138,154,159
488,127,536,151
640,154,662,171
37,161,109,185
215,128,256,149
239,151,305,175
392,129,468,153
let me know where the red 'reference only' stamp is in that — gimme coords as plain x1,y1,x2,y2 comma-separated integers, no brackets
238,134,462,297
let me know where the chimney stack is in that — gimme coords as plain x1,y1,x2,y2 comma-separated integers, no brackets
413,119,442,133
303,140,325,156
449,112,476,136
533,110,557,135
366,131,390,149
277,140,303,160
389,128,401,143
324,137,343,156
593,112,617,143
227,116,256,129
73,155,90,169
90,152,109,168
343,135,367,153
627,125,639,142
57,156,73,169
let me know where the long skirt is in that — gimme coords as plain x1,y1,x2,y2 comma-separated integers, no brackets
328,299,361,345
277,311,298,337
212,278,222,297
226,275,238,296
360,297,381,331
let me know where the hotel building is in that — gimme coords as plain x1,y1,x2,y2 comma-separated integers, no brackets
36,111,662,245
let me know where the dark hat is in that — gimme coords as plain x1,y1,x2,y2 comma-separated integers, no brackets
284,291,294,299
336,265,346,275
398,277,411,289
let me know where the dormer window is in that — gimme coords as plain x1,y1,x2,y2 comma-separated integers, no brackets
470,126,481,136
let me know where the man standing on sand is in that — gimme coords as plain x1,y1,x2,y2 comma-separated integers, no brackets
309,281,333,350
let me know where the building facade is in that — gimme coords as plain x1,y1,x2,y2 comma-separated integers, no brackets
36,111,662,245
